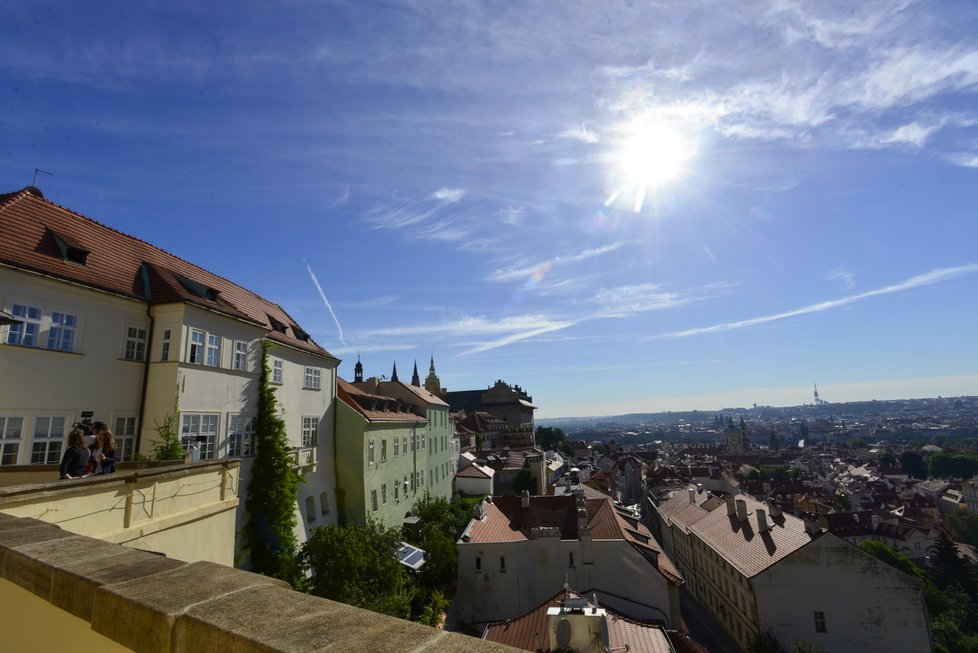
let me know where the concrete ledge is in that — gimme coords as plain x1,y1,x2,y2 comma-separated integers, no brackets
0,515,522,653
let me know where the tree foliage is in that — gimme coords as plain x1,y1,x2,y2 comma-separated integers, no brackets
948,509,978,548
512,467,538,495
244,341,303,587
900,451,928,478
300,520,413,618
535,425,567,451
928,453,978,479
151,413,184,461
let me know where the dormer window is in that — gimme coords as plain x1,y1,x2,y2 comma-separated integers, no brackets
49,230,89,265
267,315,289,335
292,325,309,342
174,274,218,301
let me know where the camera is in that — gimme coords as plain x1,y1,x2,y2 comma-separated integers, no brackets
73,410,96,436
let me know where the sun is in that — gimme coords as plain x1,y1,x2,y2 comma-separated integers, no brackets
607,116,697,212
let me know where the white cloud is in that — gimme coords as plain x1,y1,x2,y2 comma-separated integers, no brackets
558,124,600,144
431,187,466,203
947,152,978,168
486,242,633,283
881,122,941,148
590,284,687,317
826,268,856,290
648,264,978,340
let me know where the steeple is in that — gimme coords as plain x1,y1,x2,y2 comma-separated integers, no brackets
391,361,399,383
424,355,442,394
411,360,421,387
354,353,363,383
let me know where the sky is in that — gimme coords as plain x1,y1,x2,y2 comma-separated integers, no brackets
2,1,977,418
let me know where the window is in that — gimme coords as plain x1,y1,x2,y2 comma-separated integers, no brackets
368,438,375,464
394,482,399,500
0,416,24,465
499,556,506,572
814,611,827,633
228,414,255,457
394,437,399,458
381,439,387,462
189,329,205,364
47,311,78,352
114,416,137,462
181,413,218,459
30,416,66,464
475,556,482,571
320,491,330,515
233,341,248,371
205,334,221,366
302,416,318,447
402,435,407,454
272,358,283,384
371,489,378,512
306,496,316,523
304,367,321,389
124,325,148,361
382,483,387,504
569,552,575,567
6,303,41,346
160,329,171,361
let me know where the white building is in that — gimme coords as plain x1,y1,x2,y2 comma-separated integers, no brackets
0,186,340,551
454,490,682,629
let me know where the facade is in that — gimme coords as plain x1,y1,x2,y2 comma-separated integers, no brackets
0,186,340,550
650,490,933,652
444,378,536,448
455,492,683,629
334,379,430,528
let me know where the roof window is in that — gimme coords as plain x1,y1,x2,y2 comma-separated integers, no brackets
174,274,219,301
49,230,89,265
292,325,310,342
267,315,289,334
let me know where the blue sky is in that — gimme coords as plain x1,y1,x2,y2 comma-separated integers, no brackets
3,1,977,417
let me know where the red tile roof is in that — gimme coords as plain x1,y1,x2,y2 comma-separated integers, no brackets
0,188,334,359
484,588,677,653
688,494,819,578
337,378,429,424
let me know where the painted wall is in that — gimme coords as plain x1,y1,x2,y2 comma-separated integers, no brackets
752,535,932,653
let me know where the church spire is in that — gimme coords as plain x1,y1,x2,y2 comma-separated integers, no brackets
424,355,442,394
391,361,399,383
354,353,363,383
411,360,421,386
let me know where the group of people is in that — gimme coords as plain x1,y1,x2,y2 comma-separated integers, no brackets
59,421,117,479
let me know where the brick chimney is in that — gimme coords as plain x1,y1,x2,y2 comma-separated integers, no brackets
765,498,783,517
521,490,530,509
725,495,736,516
735,498,749,522
757,508,770,532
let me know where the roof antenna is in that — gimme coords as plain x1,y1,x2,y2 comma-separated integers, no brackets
32,168,53,186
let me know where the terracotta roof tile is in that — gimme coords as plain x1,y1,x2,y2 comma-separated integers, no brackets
0,188,334,359
337,378,428,423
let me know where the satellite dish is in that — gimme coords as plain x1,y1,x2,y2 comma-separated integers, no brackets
555,618,573,650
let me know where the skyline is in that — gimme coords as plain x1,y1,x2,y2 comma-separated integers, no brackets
2,1,977,418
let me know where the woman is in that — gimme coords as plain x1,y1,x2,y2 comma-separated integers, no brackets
59,428,91,479
100,429,116,474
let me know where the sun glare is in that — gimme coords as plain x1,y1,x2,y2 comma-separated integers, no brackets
607,117,698,212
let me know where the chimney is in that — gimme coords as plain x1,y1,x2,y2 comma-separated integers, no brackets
735,498,749,522
766,498,783,517
757,508,769,532
688,487,696,504
804,519,821,536
871,513,880,530
725,495,736,516
521,490,530,509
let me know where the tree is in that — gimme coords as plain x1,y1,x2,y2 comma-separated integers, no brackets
151,413,184,461
948,509,978,548
929,453,978,479
833,494,852,511
244,341,303,587
879,451,897,467
300,521,412,618
535,425,567,451
859,540,926,581
512,467,538,495
900,450,928,478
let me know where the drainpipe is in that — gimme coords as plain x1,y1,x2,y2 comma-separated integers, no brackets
135,263,154,455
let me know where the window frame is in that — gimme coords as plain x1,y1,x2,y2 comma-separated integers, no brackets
233,340,248,371
113,416,138,462
227,414,255,457
124,324,149,361
180,412,219,460
271,358,283,384
205,333,221,367
814,611,827,633
368,438,375,465
30,416,67,465
301,416,318,447
6,303,42,347
160,328,171,361
189,329,205,364
304,366,321,390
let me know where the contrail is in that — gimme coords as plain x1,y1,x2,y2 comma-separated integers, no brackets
306,263,345,345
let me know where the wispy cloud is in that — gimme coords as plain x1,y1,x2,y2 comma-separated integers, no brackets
431,187,466,203
647,264,978,341
487,242,633,283
457,319,580,356
558,124,600,144
306,263,345,345
331,185,351,207
589,284,688,317
826,268,856,290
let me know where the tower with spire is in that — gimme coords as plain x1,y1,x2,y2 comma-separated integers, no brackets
411,360,421,387
354,353,363,383
424,355,442,394
391,361,399,383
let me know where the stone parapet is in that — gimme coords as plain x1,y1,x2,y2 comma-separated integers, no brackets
0,513,520,653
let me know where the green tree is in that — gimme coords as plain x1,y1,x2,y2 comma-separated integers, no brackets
512,467,538,495
535,425,567,451
948,509,978,548
833,494,852,511
151,413,184,461
300,521,412,619
900,451,928,478
244,341,303,587
929,453,978,479
858,540,926,581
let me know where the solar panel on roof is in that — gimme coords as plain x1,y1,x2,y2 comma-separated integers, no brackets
396,542,426,570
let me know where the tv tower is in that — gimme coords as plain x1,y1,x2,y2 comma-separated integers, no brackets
813,382,827,406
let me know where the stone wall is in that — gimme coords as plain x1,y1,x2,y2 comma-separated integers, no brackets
0,513,521,653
